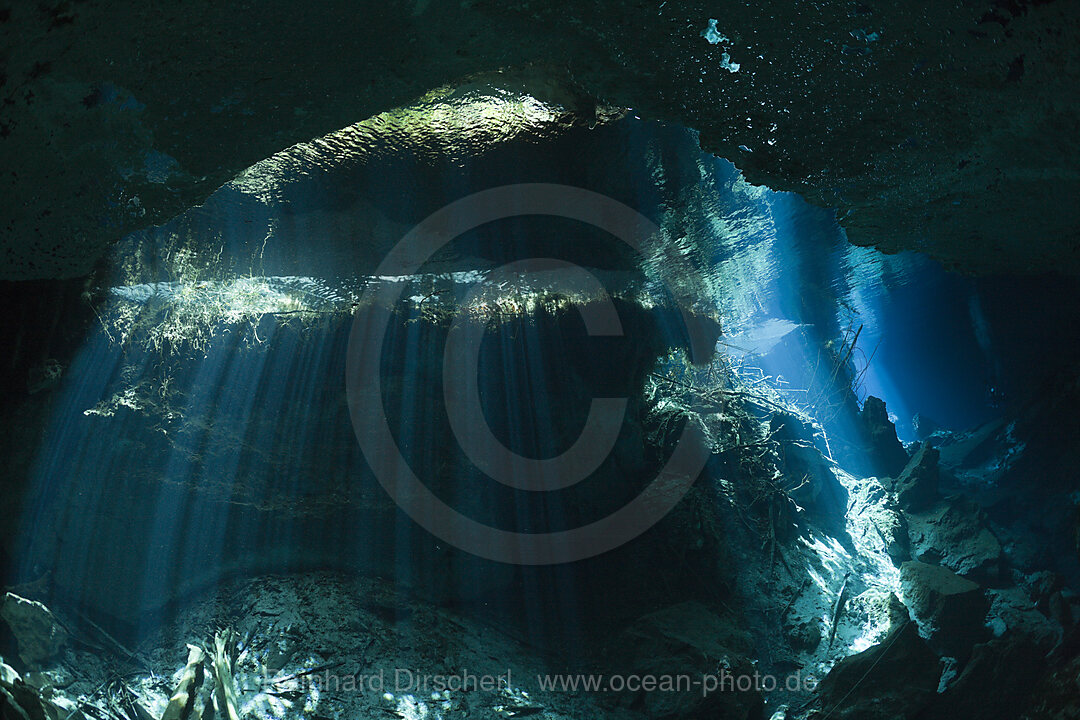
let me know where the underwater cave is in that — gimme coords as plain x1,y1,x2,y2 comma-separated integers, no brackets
2,4,1080,719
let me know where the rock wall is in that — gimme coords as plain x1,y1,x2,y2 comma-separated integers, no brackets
2,0,1079,278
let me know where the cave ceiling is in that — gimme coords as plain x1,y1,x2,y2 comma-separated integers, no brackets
1,0,1077,280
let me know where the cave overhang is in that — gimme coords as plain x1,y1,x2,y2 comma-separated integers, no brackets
2,0,1078,280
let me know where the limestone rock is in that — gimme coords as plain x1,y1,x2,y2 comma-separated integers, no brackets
985,587,1063,651
0,594,67,668
1,656,44,720
5,0,1079,280
1023,570,1064,604
0,659,19,685
2,654,87,720
808,621,940,720
907,498,1005,584
857,396,909,479
899,561,989,659
884,444,940,511
922,633,1045,720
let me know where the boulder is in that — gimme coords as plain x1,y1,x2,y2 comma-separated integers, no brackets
808,621,940,720
907,499,1005,584
2,655,87,720
984,587,1062,651
610,602,763,719
922,633,1045,720
1,657,45,720
857,396,909,479
1024,570,1064,604
0,660,17,685
0,595,66,669
899,561,989,659
883,444,940,511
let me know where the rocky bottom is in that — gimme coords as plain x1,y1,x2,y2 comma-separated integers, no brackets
5,389,1080,720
